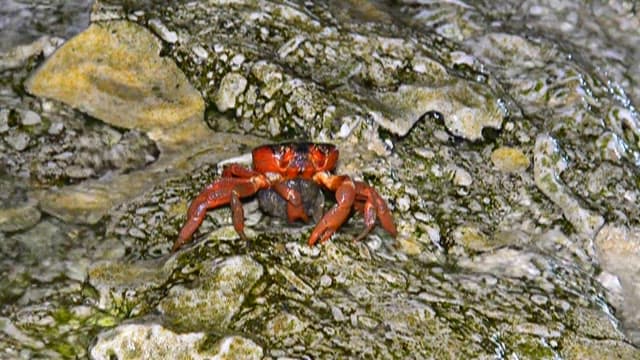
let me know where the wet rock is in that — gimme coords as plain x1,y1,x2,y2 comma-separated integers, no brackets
596,132,627,163
2,1,640,358
88,259,170,315
4,220,66,266
0,36,64,71
559,336,639,360
210,336,263,360
265,312,308,338
375,81,505,140
448,165,473,187
0,109,9,133
595,225,640,344
533,135,604,237
35,186,115,225
458,248,542,279
47,121,64,135
158,255,263,330
89,322,263,360
0,317,45,350
25,21,204,136
65,165,95,179
147,19,178,44
452,225,492,252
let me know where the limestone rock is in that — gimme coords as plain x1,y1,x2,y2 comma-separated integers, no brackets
25,21,204,135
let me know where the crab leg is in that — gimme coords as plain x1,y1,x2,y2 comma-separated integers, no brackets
352,181,398,241
173,176,268,251
308,173,356,246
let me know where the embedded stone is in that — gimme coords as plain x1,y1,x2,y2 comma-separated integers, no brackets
491,146,530,172
215,73,248,112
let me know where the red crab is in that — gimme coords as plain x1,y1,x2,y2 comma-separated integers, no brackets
172,142,397,251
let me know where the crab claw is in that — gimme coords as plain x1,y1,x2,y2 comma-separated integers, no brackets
308,178,356,246
308,173,397,246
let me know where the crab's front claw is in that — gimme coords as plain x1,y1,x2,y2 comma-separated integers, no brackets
172,176,267,252
308,180,356,246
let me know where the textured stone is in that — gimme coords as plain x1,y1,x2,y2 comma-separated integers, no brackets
375,81,505,140
25,21,203,135
215,73,248,112
158,256,264,330
90,323,263,360
491,147,530,172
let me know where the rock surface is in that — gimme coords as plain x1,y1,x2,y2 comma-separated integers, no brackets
25,20,204,135
1,0,640,359
90,323,263,360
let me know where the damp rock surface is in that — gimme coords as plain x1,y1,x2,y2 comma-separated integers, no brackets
158,255,264,330
1,0,640,359
89,322,263,360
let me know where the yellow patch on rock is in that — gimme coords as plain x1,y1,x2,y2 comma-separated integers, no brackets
25,21,204,134
398,237,423,255
490,146,530,172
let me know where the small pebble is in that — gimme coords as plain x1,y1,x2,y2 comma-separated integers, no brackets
491,147,530,172
48,122,64,135
128,228,146,239
19,110,41,126
148,19,178,43
397,195,411,212
319,275,332,287
5,132,30,151
65,166,95,179
452,167,473,187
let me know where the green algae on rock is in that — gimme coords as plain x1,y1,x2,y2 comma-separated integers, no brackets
88,259,172,316
89,322,263,360
158,255,264,331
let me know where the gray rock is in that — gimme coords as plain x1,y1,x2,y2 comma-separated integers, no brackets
148,19,178,43
3,1,640,358
0,36,64,71
0,197,40,233
5,131,30,151
90,322,263,360
534,134,604,238
0,109,9,133
158,255,263,330
19,110,41,126
215,73,248,112
47,121,64,135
